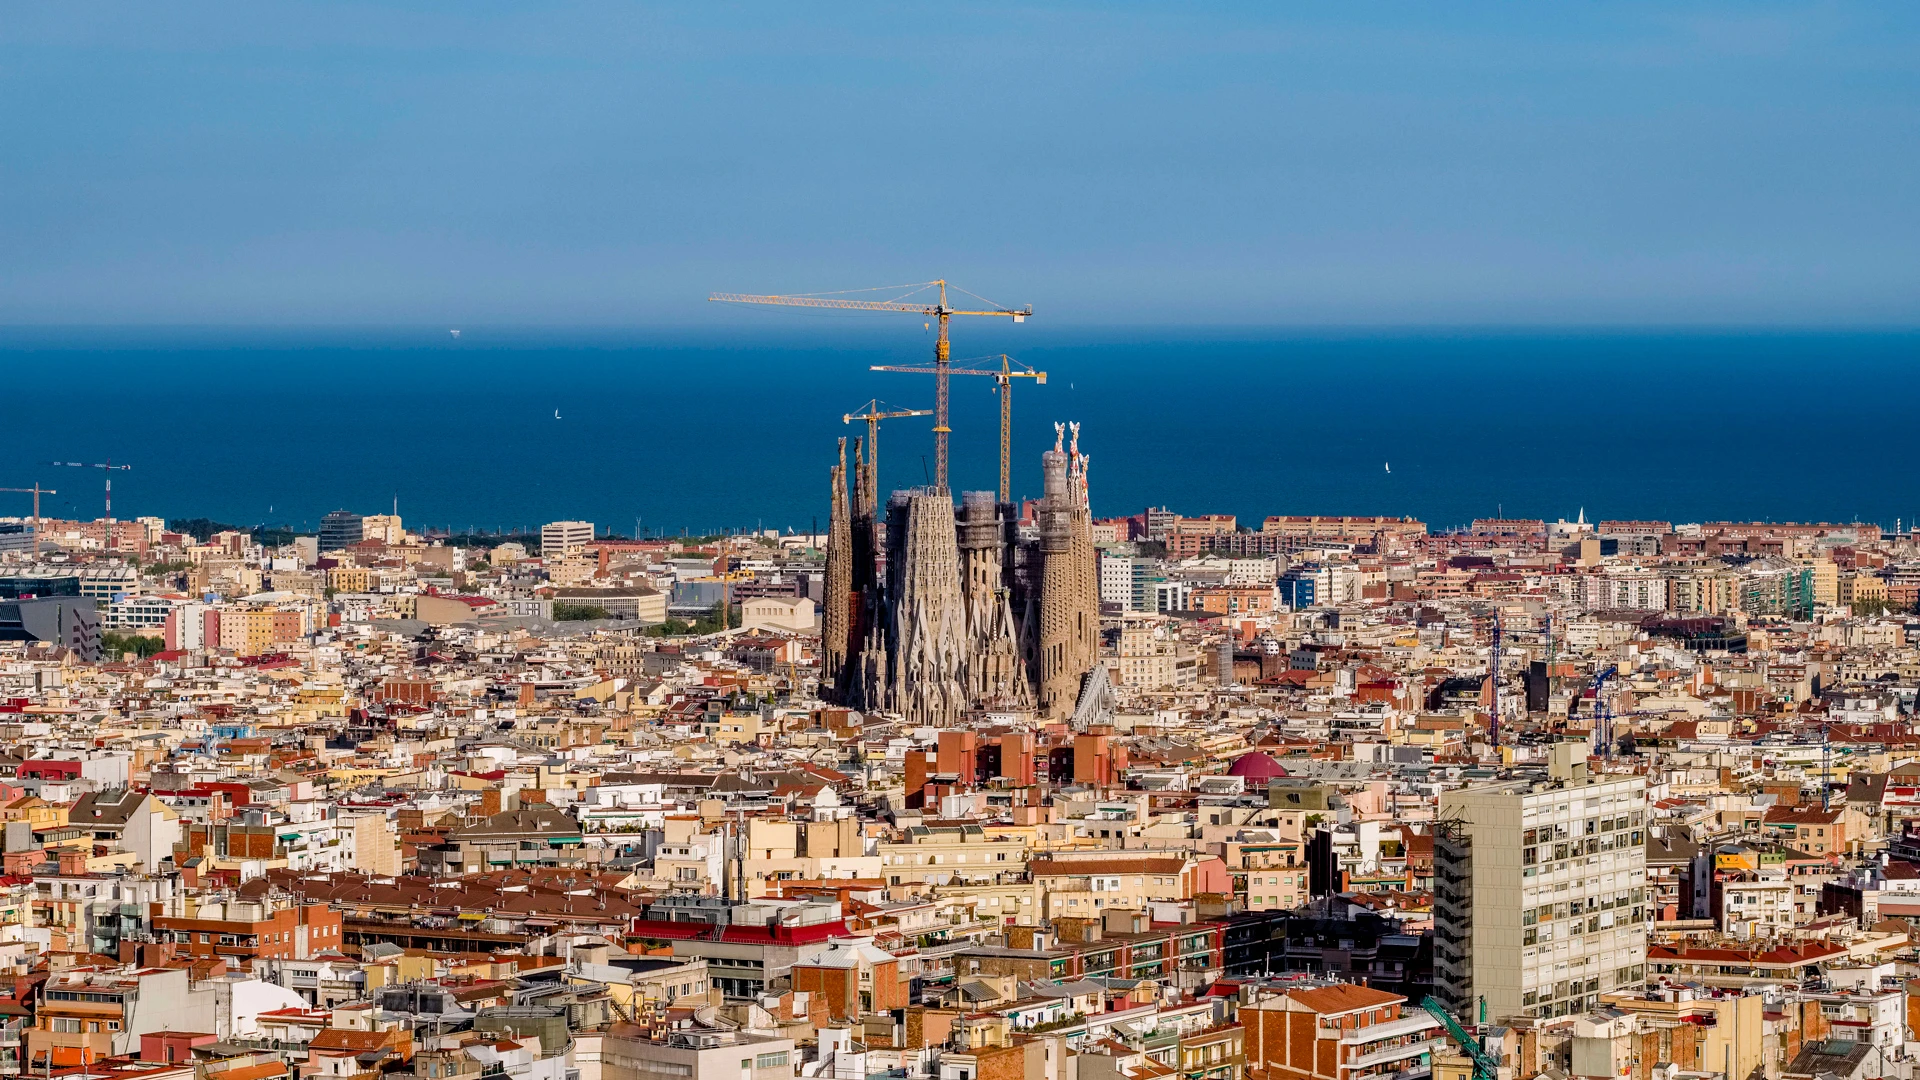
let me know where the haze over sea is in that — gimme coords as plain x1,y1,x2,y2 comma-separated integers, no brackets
3,326,1916,539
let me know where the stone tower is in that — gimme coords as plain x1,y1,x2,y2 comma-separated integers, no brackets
1066,423,1100,683
821,421,1098,721
1036,433,1079,718
821,438,852,695
958,490,1031,706
885,490,969,727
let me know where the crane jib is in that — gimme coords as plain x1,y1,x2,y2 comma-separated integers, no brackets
709,284,1032,491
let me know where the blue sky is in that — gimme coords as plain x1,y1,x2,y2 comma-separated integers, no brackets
2,3,1917,326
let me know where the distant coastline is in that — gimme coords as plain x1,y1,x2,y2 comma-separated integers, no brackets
4,327,1917,535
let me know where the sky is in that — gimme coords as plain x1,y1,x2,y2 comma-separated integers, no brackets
2,3,1918,327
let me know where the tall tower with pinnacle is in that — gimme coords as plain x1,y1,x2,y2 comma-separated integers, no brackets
886,490,969,726
958,490,1031,707
822,438,852,693
1066,423,1100,684
820,420,1098,722
1036,428,1079,718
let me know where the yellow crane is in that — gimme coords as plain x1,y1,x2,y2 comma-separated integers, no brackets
869,355,1045,503
841,401,933,483
0,485,56,557
709,280,1031,491
844,401,933,451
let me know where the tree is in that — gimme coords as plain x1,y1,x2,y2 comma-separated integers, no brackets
101,632,165,659
691,602,732,635
551,602,612,621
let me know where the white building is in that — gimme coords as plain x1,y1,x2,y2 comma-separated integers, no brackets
1435,751,1648,1022
541,520,595,554
104,595,179,632
1717,873,1795,939
739,596,817,633
1099,554,1137,609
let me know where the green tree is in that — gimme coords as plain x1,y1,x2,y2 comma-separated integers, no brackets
101,632,165,659
551,602,612,621
690,602,733,634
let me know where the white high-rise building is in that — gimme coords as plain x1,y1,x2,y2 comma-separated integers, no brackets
1435,751,1648,1023
541,520,595,554
1099,554,1137,610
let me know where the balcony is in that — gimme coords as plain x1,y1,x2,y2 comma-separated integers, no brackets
1349,1038,1445,1071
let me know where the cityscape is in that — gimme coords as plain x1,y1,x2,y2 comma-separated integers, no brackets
6,7,1920,1080
3,423,1919,1080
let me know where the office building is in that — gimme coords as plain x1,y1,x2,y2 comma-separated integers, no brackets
0,596,100,661
1100,553,1168,613
1276,569,1317,609
319,510,363,552
541,520,595,553
1434,751,1647,1023
0,574,80,599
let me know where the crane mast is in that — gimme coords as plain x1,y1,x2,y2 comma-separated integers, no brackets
841,401,933,490
0,485,56,558
870,354,1045,503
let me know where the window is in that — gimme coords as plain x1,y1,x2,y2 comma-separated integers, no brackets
755,1054,789,1069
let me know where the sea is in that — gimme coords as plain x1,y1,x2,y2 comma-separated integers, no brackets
2,325,1917,539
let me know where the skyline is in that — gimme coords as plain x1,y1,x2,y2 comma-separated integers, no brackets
4,3,1920,326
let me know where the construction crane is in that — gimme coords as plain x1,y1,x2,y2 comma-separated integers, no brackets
51,460,132,521
1584,665,1620,754
1576,665,1682,758
869,354,1046,502
1420,998,1501,1080
709,281,1031,491
841,401,933,486
0,485,56,557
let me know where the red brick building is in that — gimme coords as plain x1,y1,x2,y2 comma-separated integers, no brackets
150,899,342,965
1241,983,1445,1080
789,939,907,1021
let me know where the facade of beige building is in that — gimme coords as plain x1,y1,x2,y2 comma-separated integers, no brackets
1436,766,1647,1024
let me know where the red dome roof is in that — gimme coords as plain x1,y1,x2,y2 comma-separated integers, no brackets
1227,752,1287,779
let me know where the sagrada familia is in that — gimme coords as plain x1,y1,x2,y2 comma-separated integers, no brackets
819,423,1106,726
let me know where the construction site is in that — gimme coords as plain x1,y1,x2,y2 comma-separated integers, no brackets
711,281,1106,726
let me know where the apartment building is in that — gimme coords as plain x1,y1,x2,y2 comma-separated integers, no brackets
1434,754,1648,1023
1114,618,1199,691
149,892,345,964
1241,983,1445,1080
878,824,1028,889
604,1027,796,1080
1028,853,1229,920
541,520,596,554
28,966,215,1067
